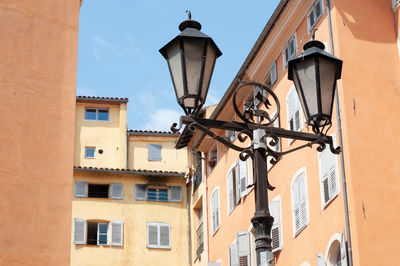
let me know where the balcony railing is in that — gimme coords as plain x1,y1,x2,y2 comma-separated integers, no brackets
196,222,204,258
193,169,202,192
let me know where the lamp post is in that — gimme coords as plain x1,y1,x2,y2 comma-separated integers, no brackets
160,12,342,266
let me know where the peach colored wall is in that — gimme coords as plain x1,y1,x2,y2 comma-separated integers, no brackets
332,0,400,265
0,1,79,265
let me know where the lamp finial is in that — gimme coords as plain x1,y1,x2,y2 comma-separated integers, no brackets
186,10,192,20
312,28,318,40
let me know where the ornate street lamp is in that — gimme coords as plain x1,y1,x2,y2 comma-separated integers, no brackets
159,11,222,115
160,12,342,266
288,40,342,133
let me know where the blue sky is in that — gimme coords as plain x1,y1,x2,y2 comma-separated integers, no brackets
77,0,281,131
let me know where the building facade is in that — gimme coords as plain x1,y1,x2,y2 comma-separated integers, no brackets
71,96,189,265
0,1,80,265
181,0,400,265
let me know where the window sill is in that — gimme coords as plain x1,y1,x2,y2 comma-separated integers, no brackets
293,223,308,238
147,246,171,250
211,225,220,237
322,192,339,210
84,119,111,122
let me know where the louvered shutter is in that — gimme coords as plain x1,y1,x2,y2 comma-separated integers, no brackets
299,172,309,227
170,186,182,202
74,181,88,197
74,218,86,244
148,224,158,247
235,164,240,205
211,190,220,233
159,224,170,248
292,177,301,233
110,183,123,199
317,254,327,266
110,220,123,246
237,231,250,266
135,184,147,200
228,169,234,214
239,159,248,198
319,135,338,207
229,241,239,266
270,61,277,86
341,229,348,266
269,200,282,252
148,144,162,160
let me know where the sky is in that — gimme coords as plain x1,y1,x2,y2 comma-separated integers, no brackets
77,0,281,131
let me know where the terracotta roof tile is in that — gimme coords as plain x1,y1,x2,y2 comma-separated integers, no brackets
128,130,180,136
76,96,129,103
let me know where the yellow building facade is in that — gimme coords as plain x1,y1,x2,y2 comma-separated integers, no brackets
71,96,189,266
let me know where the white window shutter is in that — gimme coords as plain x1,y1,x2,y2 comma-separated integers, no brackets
169,186,182,202
269,200,282,251
236,231,251,266
341,229,348,266
239,159,248,198
299,172,309,226
228,169,234,214
135,184,147,200
235,165,240,205
74,181,87,197
292,178,301,233
229,241,239,266
159,224,170,248
148,224,158,247
270,61,277,86
110,220,123,246
110,183,123,199
148,144,162,160
317,254,327,266
211,190,220,233
74,218,86,244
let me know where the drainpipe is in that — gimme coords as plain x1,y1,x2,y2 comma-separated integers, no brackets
326,0,353,265
126,130,129,168
187,173,192,266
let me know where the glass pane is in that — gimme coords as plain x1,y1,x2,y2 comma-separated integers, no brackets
160,225,169,246
318,57,337,118
293,56,318,118
148,225,158,246
98,223,108,233
85,147,95,158
98,234,108,245
148,189,157,201
316,1,322,18
159,189,168,202
85,109,96,120
201,43,217,105
98,109,109,121
183,39,206,105
166,41,184,101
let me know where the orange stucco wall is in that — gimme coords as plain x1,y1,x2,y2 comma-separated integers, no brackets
0,1,80,265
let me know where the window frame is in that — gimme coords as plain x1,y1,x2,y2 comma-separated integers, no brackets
210,186,220,235
227,161,239,215
283,34,297,68
84,107,110,121
286,85,303,145
85,146,96,159
270,195,283,252
97,222,109,246
147,222,171,249
307,0,324,32
148,144,162,161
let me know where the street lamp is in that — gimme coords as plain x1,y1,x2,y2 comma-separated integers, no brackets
160,12,342,266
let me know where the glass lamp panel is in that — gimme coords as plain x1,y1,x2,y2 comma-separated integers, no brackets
183,97,196,109
166,41,184,101
293,56,318,118
183,38,206,99
318,57,337,118
201,42,217,104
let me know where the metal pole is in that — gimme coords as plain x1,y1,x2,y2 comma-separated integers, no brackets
251,129,274,266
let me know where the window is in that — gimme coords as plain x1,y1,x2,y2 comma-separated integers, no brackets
211,188,220,234
85,107,109,121
147,222,170,249
85,147,96,158
74,182,123,199
229,231,251,266
148,144,162,161
318,135,339,208
73,218,123,246
308,0,323,32
270,196,283,252
283,35,297,67
323,231,348,266
263,61,277,88
134,184,182,202
286,86,303,144
291,168,309,236
208,147,218,173
227,159,249,214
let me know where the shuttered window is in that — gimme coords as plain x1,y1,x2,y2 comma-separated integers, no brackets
148,188,168,202
307,0,324,31
148,144,162,161
269,198,282,252
110,183,123,199
283,35,297,67
229,241,239,266
318,135,339,208
227,167,235,214
97,223,108,245
74,218,87,244
110,221,124,246
147,222,170,249
237,231,251,266
211,188,220,234
135,184,147,200
291,168,309,236
74,181,88,197
239,159,248,198
286,87,303,144
169,186,182,202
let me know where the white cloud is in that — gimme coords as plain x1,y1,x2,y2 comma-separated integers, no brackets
142,109,181,132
